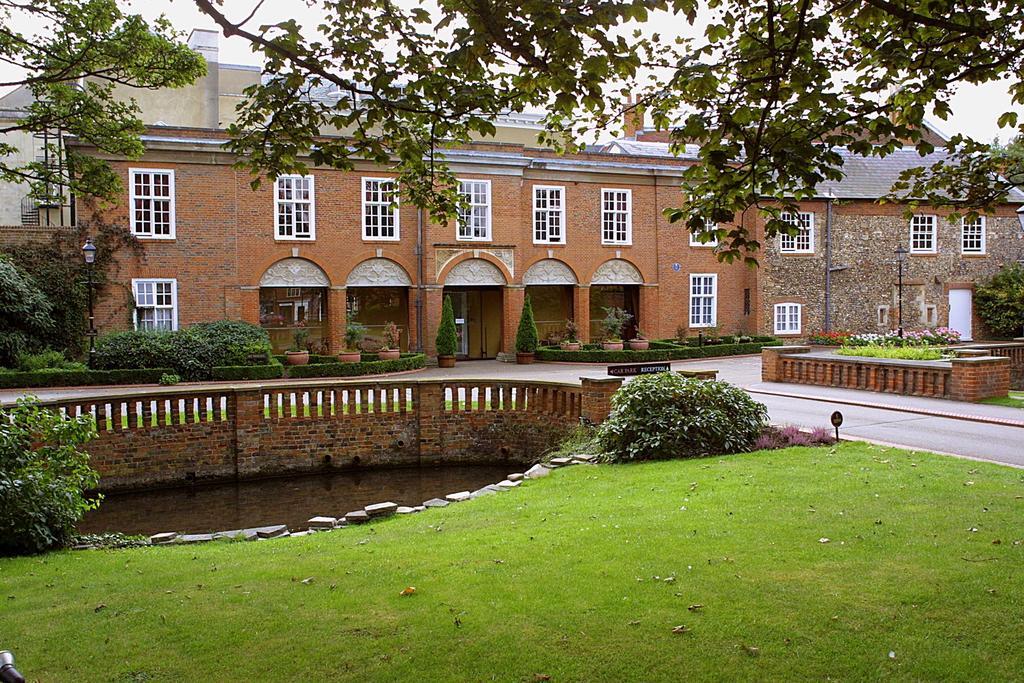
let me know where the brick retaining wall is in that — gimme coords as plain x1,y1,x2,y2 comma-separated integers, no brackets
45,377,622,491
761,346,1010,402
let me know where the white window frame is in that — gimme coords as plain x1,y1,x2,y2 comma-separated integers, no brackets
456,179,491,241
533,185,566,244
601,188,632,245
779,211,814,253
909,214,936,254
923,304,937,326
689,221,719,247
131,278,178,331
274,175,316,241
877,305,890,326
960,216,986,255
128,168,175,239
361,177,400,241
773,303,802,335
689,273,718,328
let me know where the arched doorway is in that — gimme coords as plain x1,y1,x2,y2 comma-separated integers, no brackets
523,259,577,344
258,258,330,353
443,259,506,359
346,258,412,351
590,259,643,341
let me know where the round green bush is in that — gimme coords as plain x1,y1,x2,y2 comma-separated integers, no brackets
597,373,768,462
975,262,1024,338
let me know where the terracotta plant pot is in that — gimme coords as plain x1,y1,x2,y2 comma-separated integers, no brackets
628,339,650,350
337,351,361,363
378,349,401,361
602,341,624,351
285,350,310,366
437,355,456,368
516,352,535,365
560,342,581,351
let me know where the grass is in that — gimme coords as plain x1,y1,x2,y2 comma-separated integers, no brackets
836,345,947,361
3,442,1023,681
981,391,1024,409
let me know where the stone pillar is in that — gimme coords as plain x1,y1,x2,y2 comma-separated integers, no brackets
407,286,421,352
949,356,1011,402
639,284,659,339
581,377,623,423
761,345,811,382
233,388,263,478
574,285,591,343
416,382,442,463
423,286,444,356
326,286,347,355
503,285,526,356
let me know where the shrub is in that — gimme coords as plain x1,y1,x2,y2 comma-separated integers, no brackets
436,295,458,357
515,295,540,353
344,316,368,351
535,340,780,363
836,345,947,361
0,255,54,367
807,330,851,345
752,425,836,451
93,320,271,380
159,373,181,385
563,319,580,343
211,362,285,381
596,373,768,462
976,262,1024,337
599,307,632,341
0,367,172,389
0,397,100,555
382,321,401,350
16,350,86,372
286,353,425,378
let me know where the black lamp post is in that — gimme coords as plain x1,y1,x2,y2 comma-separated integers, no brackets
82,238,97,366
894,245,909,338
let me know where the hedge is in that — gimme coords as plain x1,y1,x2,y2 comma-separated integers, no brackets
272,353,337,365
211,362,285,381
0,367,175,389
286,353,425,378
535,341,781,363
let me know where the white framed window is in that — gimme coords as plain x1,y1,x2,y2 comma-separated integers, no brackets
601,188,631,245
690,222,719,247
923,304,937,326
275,175,315,240
132,278,177,331
773,303,802,334
877,305,890,326
689,273,717,327
533,185,565,244
362,177,399,241
779,211,814,253
457,179,491,241
910,214,936,253
129,169,175,239
961,216,986,254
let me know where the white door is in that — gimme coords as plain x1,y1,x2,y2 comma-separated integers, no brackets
948,289,973,341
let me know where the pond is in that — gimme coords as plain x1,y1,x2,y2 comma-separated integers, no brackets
77,464,512,536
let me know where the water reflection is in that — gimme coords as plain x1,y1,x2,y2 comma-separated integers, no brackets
78,464,512,536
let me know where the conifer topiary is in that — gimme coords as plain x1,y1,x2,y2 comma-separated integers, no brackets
515,295,540,354
436,295,458,357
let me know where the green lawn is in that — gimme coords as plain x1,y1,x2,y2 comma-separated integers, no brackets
3,442,1023,681
982,391,1024,409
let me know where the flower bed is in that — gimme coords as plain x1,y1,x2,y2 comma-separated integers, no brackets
536,340,780,363
835,346,949,361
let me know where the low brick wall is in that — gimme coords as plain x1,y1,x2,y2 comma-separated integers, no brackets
957,340,1024,390
45,377,622,491
761,346,1010,402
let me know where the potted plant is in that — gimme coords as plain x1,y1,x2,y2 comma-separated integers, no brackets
628,328,649,350
600,307,633,351
436,295,458,368
339,317,367,363
560,319,581,351
515,294,540,364
285,323,310,365
377,321,401,360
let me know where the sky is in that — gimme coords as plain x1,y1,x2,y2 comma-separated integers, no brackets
2,0,1021,144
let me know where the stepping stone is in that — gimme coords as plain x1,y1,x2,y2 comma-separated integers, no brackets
252,524,288,539
423,498,449,508
413,505,427,512
213,529,258,541
495,480,521,489
471,487,497,498
396,506,417,514
291,530,312,538
307,516,337,529
364,502,398,517
177,533,214,544
150,532,177,545
525,464,551,479
507,473,525,482
345,510,371,524
571,453,599,463
549,457,574,468
446,491,472,503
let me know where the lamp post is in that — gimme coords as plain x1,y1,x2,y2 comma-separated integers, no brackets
894,245,909,339
82,238,97,366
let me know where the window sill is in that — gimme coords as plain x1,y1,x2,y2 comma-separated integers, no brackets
601,242,632,247
909,251,938,256
960,252,987,258
275,236,316,242
779,251,815,256
133,234,176,241
362,236,401,243
455,238,493,243
533,241,567,247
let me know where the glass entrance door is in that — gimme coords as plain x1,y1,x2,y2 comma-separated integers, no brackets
444,288,503,359
449,291,470,356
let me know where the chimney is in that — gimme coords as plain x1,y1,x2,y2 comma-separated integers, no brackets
622,93,644,140
187,28,219,64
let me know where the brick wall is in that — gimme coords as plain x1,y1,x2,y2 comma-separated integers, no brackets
44,377,622,491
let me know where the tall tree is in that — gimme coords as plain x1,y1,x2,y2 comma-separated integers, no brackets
0,0,206,201
195,0,1024,262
